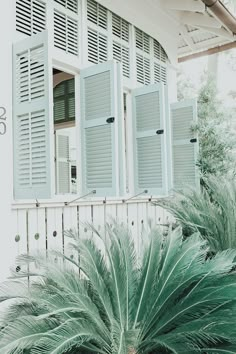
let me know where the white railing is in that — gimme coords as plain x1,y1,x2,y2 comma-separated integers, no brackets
11,200,172,270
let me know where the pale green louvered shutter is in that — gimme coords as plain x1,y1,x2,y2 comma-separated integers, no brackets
132,84,167,195
171,99,199,189
13,31,52,199
80,61,122,196
55,131,71,194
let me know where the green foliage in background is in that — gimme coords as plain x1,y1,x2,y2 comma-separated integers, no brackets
178,70,236,179
195,77,236,177
1,225,236,353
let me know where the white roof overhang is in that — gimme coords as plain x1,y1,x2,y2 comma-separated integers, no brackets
160,0,236,61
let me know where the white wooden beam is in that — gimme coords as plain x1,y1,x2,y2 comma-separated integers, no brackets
180,11,222,28
162,0,205,13
180,25,196,51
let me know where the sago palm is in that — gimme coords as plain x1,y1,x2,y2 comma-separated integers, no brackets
157,176,236,252
1,224,236,353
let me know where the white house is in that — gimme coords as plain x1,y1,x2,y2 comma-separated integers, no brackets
0,0,235,280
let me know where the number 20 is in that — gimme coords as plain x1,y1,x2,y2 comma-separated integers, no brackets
0,107,6,135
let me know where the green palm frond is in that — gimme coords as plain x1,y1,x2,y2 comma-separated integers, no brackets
156,176,236,252
1,223,236,353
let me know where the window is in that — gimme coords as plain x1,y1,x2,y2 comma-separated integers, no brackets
53,74,77,195
54,79,75,124
13,2,199,201
55,127,77,194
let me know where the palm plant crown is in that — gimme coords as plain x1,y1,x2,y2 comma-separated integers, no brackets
156,176,236,252
1,224,236,353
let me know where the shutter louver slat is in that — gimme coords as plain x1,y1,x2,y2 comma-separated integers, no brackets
56,133,70,194
67,17,78,55
87,0,107,29
171,100,199,189
88,28,108,64
84,70,111,120
133,84,166,195
32,0,46,34
30,46,45,101
68,97,75,119
55,0,78,13
16,0,46,36
31,110,47,186
113,42,130,78
13,31,52,199
67,0,78,13
17,113,31,187
136,54,151,85
111,13,130,78
136,92,160,131
80,62,122,196
137,136,162,188
55,0,66,7
17,51,30,103
54,100,66,121
112,14,129,42
154,39,167,63
154,63,167,85
86,125,112,188
135,28,150,54
54,10,78,56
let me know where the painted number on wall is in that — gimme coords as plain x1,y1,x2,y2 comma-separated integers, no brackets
0,107,6,135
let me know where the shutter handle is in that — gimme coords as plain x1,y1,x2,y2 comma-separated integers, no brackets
156,129,164,135
106,117,115,124
190,138,197,143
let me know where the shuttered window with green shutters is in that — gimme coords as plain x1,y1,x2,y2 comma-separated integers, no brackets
54,79,75,124
171,99,199,190
13,31,52,200
132,83,168,195
80,61,123,197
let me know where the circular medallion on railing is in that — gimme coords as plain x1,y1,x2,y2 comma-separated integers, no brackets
53,231,57,237
15,234,20,242
34,233,40,240
16,266,21,273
